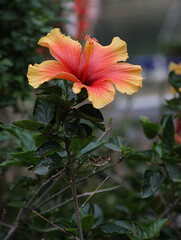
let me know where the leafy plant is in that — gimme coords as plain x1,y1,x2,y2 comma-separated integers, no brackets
1,76,178,240
0,0,67,109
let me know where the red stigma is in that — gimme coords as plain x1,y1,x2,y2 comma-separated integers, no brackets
93,38,98,43
85,34,90,40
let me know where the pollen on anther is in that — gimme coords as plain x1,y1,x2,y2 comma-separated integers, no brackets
93,38,98,43
85,34,90,40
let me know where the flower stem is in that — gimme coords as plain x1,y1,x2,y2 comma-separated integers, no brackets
65,138,84,240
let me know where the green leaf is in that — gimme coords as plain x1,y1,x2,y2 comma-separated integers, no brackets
39,94,70,109
141,219,167,239
105,136,126,151
93,204,103,227
64,121,79,137
34,153,62,175
0,58,13,66
8,201,25,208
152,143,165,158
0,159,28,167
56,79,68,95
34,165,49,176
166,98,181,111
104,143,121,152
40,85,62,95
77,140,106,158
168,71,181,93
11,150,38,165
73,204,95,232
161,115,175,153
93,121,105,131
80,203,94,217
71,135,95,153
128,219,167,240
35,141,61,157
65,227,78,234
101,222,136,235
55,106,63,130
33,134,51,147
126,150,153,162
140,116,160,139
81,215,94,234
174,144,181,154
10,177,35,190
77,104,104,122
100,219,167,239
77,123,92,139
76,88,88,103
39,125,53,134
110,136,126,147
0,124,35,150
33,98,54,124
141,170,164,198
13,120,44,131
16,128,36,150
77,124,87,139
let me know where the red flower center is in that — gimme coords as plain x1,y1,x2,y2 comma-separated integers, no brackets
81,35,98,84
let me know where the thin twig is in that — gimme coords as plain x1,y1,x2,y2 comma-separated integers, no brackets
32,210,76,239
3,223,19,240
160,195,181,218
81,176,110,207
162,163,175,200
65,138,84,240
36,185,70,209
33,169,65,207
103,169,133,190
0,221,32,240
97,125,111,142
77,162,116,183
38,162,117,208
0,221,12,229
159,190,181,237
16,208,24,221
27,169,65,210
3,170,65,240
0,208,6,229
38,185,121,216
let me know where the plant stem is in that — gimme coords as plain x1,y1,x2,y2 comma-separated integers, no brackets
33,169,65,207
65,138,84,240
33,210,76,239
3,223,19,240
34,185,121,216
3,170,65,240
162,163,175,200
37,161,118,209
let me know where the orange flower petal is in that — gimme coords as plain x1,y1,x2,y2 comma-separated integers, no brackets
111,63,142,95
27,60,80,89
73,80,115,109
38,28,82,72
86,37,128,77
90,63,142,95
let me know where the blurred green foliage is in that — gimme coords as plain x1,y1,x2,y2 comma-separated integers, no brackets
0,0,68,109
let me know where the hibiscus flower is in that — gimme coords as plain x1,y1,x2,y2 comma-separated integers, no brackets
169,62,181,94
169,62,181,75
27,28,142,109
